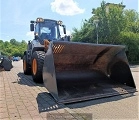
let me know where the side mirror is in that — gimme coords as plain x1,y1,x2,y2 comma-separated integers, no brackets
63,25,66,34
30,23,34,31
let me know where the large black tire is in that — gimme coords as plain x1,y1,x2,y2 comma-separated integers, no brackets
23,55,31,75
31,51,45,83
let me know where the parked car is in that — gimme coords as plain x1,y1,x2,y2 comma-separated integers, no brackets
13,56,19,61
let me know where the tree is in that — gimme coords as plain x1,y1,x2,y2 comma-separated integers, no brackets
10,39,20,46
72,21,96,43
123,9,139,33
71,0,139,62
91,1,126,44
0,39,27,58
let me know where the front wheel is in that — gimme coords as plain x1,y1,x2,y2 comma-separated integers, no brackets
31,51,45,83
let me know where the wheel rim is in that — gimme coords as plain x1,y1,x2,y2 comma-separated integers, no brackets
32,59,37,75
23,60,26,71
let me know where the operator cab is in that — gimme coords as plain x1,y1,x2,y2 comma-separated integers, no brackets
30,18,66,44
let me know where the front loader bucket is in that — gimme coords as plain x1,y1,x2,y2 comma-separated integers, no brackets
43,41,136,103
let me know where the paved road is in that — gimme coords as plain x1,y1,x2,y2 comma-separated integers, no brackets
0,60,138,120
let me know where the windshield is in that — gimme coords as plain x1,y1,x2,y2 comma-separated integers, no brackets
39,21,60,40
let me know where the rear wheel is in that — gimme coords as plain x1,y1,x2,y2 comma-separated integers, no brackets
31,51,45,83
23,55,31,75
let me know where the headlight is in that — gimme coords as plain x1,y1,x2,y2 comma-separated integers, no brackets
34,32,38,36
57,20,63,25
36,18,44,22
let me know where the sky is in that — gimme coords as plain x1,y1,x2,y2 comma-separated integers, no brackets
0,0,139,42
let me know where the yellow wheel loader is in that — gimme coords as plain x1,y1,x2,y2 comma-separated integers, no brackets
23,18,136,103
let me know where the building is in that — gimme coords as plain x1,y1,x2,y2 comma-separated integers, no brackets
106,3,126,13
